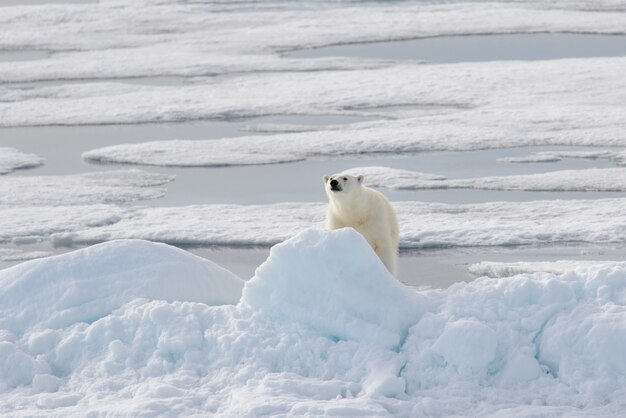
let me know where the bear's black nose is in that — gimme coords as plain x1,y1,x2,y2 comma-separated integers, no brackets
330,179,338,187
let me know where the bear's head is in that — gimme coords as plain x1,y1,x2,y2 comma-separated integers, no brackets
323,173,364,199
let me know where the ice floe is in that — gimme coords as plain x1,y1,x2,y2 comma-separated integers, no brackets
0,239,243,334
0,169,174,206
0,48,388,84
0,205,124,245
69,54,626,166
469,260,626,278
499,149,626,165
347,166,626,192
0,248,52,263
1,229,625,416
38,198,626,249
1,1,625,66
3,55,624,131
0,147,43,175
83,139,307,167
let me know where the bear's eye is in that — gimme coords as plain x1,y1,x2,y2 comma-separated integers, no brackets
343,177,347,181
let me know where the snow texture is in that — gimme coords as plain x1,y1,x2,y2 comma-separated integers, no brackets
1,197,625,251
0,148,43,175
1,229,625,416
2,0,626,413
0,248,53,263
39,198,626,250
0,169,174,206
1,2,625,83
0,239,243,335
499,150,626,165
0,205,124,246
78,55,626,165
2,0,625,173
469,260,626,278
348,166,626,192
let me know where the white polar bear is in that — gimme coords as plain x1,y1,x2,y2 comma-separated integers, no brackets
323,173,399,276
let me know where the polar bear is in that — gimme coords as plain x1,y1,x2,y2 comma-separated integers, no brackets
323,173,399,276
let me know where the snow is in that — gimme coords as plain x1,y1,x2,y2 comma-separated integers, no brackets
0,205,124,246
2,38,626,136
0,48,387,84
0,239,243,335
83,139,307,167
74,51,626,164
499,150,626,165
2,198,626,252
469,260,626,278
0,248,52,263
1,229,625,416
0,169,174,206
2,1,625,171
348,166,626,192
344,166,447,188
41,198,626,250
1,2,625,82
0,147,43,175
79,79,626,164
2,0,626,414
242,229,429,349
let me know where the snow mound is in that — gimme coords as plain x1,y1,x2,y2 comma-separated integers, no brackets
1,230,626,416
0,239,243,335
242,228,429,348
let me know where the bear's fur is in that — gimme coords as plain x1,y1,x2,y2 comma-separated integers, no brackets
323,173,399,276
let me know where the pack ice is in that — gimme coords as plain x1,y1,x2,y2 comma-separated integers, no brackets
1,229,625,417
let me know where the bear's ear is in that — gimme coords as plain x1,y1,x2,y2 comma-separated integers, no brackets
323,175,330,184
357,175,364,184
